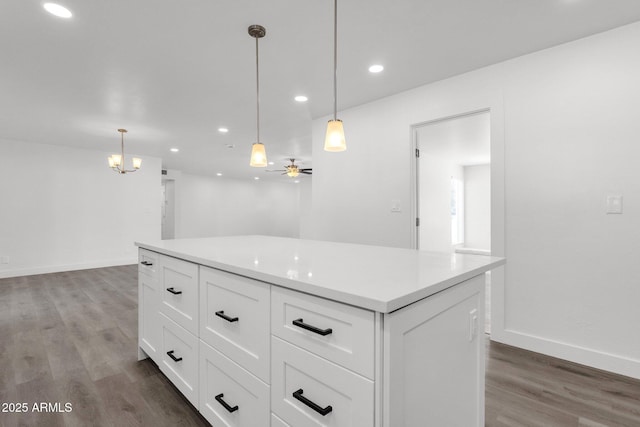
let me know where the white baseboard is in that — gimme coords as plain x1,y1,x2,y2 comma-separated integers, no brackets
491,328,640,380
0,258,137,279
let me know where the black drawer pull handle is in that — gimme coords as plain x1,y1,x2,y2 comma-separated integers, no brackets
140,261,153,266
292,389,332,416
215,393,239,413
166,287,182,295
215,310,239,323
292,318,332,336
166,350,182,362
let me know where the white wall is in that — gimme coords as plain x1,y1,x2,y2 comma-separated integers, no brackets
161,179,176,239
0,138,161,278
298,178,313,238
175,173,302,239
310,22,640,378
464,164,490,250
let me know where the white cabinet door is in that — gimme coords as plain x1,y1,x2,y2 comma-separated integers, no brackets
200,266,270,383
159,313,199,407
271,337,374,427
271,287,375,380
383,275,485,427
271,413,291,427
199,341,269,427
138,272,159,362
159,255,199,335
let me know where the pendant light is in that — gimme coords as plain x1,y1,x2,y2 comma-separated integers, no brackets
324,0,346,152
249,25,268,167
108,129,142,174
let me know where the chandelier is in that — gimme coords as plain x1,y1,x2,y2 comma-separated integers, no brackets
107,129,142,174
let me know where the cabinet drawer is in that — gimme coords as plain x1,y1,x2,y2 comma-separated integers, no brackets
199,341,269,427
138,249,159,279
199,267,270,383
159,313,199,406
271,287,375,379
271,337,374,427
159,255,199,335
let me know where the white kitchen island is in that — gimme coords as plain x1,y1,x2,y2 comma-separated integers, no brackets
135,235,505,427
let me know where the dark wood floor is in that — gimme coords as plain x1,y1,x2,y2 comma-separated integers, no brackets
1,266,639,427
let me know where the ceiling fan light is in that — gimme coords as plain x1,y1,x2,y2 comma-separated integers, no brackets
324,119,346,152
250,142,267,167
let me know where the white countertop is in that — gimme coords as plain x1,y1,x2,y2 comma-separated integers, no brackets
135,236,505,313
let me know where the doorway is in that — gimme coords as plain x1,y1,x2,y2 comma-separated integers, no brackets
413,110,492,332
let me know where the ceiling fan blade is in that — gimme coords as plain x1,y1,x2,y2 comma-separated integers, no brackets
301,171,312,175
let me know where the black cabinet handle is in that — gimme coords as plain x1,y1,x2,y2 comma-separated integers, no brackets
140,261,153,266
292,389,332,416
166,350,182,362
166,287,182,295
292,318,332,336
215,393,239,413
215,310,239,323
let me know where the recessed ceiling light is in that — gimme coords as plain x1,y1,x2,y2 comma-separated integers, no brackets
268,161,274,165
368,64,384,73
43,3,72,18
294,180,300,184
170,148,179,152
216,172,222,176
218,127,229,133
254,176,260,180
294,95,308,102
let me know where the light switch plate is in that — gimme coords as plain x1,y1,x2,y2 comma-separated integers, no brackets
606,195,623,214
391,200,401,212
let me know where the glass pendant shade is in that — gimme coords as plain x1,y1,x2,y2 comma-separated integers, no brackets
324,119,346,152
250,142,267,167
132,157,142,169
110,154,122,167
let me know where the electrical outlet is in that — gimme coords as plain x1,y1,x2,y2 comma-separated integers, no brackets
469,309,478,342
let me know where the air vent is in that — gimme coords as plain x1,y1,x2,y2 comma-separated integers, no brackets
162,170,167,175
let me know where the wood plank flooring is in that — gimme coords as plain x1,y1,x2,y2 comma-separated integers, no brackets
1,265,639,426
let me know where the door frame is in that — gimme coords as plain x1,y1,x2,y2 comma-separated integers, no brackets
410,108,490,251
409,99,506,341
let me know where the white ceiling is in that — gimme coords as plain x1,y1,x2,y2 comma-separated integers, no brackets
3,0,640,180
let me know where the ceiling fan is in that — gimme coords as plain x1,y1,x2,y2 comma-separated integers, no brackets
267,158,312,177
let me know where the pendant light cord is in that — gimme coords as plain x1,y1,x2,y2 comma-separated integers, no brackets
333,0,338,121
256,36,260,143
